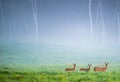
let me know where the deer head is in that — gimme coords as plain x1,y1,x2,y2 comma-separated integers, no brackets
88,64,92,68
105,62,109,67
88,64,92,67
105,62,109,65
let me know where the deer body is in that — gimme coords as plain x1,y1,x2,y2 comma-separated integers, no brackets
65,64,76,72
94,62,109,72
80,64,92,72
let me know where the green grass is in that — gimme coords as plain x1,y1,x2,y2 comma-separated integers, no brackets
0,64,120,82
0,70,120,82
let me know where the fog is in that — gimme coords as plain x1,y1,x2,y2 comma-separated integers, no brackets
0,0,120,48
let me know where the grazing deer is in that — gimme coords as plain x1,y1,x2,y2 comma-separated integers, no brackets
65,64,76,73
94,62,109,72
80,64,92,72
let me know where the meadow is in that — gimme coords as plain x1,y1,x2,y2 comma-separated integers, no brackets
0,43,120,82
0,64,120,82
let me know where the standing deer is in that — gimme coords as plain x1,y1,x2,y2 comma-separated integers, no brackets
65,64,76,73
80,64,92,72
94,62,109,72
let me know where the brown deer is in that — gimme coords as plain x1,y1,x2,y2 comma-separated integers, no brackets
80,64,92,72
94,62,109,72
65,64,76,73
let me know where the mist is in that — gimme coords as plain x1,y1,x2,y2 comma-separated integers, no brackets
0,0,120,48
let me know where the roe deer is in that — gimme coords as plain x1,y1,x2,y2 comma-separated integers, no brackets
94,62,109,72
65,64,76,73
80,64,92,72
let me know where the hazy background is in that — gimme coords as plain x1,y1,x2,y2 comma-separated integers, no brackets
0,0,120,46
0,0,120,65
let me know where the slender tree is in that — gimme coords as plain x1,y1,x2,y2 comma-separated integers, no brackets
31,0,39,39
89,0,93,41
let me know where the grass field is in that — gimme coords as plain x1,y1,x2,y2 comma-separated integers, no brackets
0,43,120,82
0,64,120,82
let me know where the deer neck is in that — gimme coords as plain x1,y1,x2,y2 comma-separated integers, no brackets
88,66,90,69
73,65,76,69
105,65,107,69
